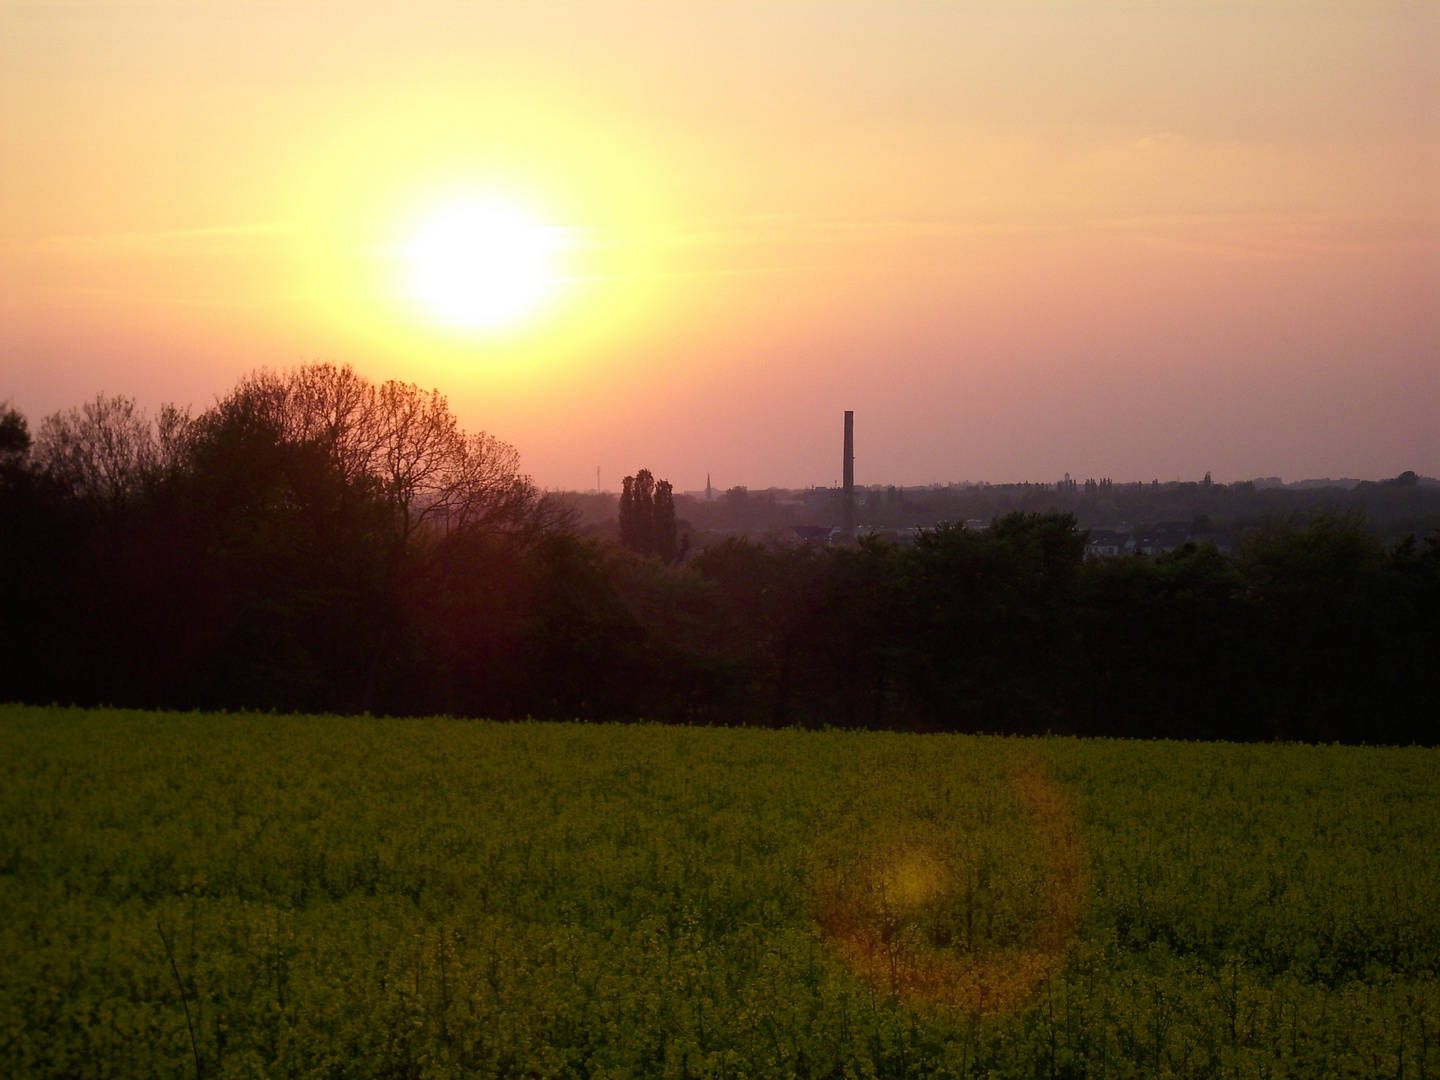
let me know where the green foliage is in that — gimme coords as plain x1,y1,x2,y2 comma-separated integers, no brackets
3,707,1437,1078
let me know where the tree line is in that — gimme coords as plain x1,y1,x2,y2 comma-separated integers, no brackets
2,365,1436,743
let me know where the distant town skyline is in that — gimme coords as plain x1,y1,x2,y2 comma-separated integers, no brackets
597,472,1437,499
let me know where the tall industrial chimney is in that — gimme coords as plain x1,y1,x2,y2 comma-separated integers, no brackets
842,410,855,534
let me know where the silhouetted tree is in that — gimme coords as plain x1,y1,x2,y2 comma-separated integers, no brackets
205,364,564,710
654,479,677,564
35,394,155,512
0,406,31,493
620,469,654,556
1236,512,1398,742
619,468,680,561
0,405,29,464
690,537,831,725
1078,539,1256,740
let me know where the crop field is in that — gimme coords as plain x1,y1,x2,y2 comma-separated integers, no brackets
2,706,1438,1079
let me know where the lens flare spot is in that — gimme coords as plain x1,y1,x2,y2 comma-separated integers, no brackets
810,757,1086,1017
881,850,948,914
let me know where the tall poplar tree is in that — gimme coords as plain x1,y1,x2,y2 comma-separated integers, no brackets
654,479,677,564
619,468,679,561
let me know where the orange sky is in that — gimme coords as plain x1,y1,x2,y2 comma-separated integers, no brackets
2,2,1436,490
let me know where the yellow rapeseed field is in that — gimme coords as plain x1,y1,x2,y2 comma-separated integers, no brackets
2,706,1437,1078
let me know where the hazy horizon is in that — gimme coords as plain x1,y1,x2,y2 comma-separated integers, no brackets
3,2,1436,491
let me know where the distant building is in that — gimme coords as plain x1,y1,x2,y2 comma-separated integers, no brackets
1135,522,1192,554
1130,523,1235,556
1086,530,1133,557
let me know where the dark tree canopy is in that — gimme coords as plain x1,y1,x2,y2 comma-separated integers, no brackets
0,372,1436,743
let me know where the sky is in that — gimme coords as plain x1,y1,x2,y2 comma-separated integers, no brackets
2,1,1436,491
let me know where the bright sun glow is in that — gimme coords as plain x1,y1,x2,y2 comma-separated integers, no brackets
403,201,560,330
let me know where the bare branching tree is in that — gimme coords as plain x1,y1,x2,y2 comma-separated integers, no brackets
154,403,196,478
36,394,157,509
215,363,561,550
35,395,195,510
267,363,383,486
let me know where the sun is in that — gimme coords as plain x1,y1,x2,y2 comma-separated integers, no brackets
403,200,561,330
